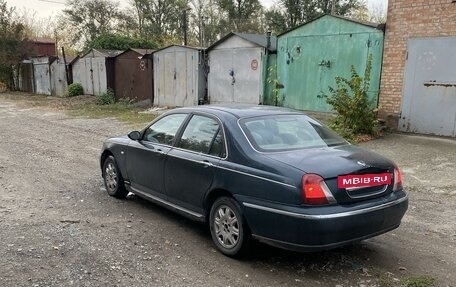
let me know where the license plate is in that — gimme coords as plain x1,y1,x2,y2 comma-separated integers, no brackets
338,173,392,189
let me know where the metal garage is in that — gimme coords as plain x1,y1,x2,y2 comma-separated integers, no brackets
115,48,154,104
50,58,69,97
277,14,384,112
32,56,53,95
72,49,122,96
207,32,277,105
399,37,456,137
152,45,206,107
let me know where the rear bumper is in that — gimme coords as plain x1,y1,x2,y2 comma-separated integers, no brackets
240,193,408,252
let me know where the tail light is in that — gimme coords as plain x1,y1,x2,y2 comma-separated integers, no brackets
302,174,335,205
393,167,403,191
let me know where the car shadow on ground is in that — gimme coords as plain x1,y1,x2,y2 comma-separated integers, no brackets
122,192,392,278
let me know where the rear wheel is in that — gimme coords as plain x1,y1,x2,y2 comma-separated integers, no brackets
102,155,128,199
209,197,250,257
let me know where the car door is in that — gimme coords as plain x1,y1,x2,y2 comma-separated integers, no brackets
164,114,225,214
126,113,188,199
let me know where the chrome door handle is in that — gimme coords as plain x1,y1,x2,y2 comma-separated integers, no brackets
200,160,214,168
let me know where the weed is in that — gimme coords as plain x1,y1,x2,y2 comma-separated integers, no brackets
96,88,116,105
266,65,283,106
66,83,84,97
319,54,377,140
374,269,436,287
403,276,436,287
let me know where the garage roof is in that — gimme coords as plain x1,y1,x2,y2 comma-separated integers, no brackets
207,32,277,52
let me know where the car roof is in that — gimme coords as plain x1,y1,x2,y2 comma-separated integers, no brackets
174,104,303,119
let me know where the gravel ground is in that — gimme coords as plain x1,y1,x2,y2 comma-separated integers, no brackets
0,94,455,287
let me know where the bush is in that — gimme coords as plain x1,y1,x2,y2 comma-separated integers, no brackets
319,54,377,140
97,89,116,105
66,83,84,97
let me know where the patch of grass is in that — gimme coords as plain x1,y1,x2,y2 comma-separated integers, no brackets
403,276,436,287
374,269,436,287
68,101,156,126
0,92,156,126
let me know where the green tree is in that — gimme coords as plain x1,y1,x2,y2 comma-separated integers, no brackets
264,8,287,34
266,0,365,33
215,0,265,34
62,0,128,48
189,0,222,46
0,0,31,90
87,33,158,50
130,0,187,46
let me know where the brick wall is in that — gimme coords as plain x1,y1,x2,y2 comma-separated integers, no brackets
379,0,456,127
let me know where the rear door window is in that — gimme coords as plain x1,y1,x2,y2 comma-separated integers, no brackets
178,115,225,157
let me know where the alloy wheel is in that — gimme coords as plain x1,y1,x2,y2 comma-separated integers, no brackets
213,205,240,249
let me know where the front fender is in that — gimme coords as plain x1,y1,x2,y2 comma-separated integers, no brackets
100,138,131,181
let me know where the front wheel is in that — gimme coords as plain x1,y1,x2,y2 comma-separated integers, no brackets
209,197,250,257
102,155,128,199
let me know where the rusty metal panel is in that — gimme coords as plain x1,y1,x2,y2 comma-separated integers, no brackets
115,51,153,103
105,58,116,93
399,37,456,137
17,63,34,93
32,43,56,57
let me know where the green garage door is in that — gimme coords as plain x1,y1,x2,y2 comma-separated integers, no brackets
281,33,381,112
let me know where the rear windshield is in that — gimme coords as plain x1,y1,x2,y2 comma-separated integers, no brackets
239,114,347,152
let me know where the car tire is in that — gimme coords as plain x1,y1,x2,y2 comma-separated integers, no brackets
102,155,128,199
209,197,250,257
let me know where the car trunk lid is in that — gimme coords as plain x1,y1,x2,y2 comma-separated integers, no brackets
266,144,395,204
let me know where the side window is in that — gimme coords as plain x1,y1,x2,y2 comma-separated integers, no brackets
209,130,224,157
178,115,225,156
143,114,187,145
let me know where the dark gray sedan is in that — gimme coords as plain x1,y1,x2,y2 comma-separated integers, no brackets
100,105,408,257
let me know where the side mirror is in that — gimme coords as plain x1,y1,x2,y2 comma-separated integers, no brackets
128,131,141,141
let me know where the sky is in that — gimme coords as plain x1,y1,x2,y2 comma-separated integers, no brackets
7,0,388,19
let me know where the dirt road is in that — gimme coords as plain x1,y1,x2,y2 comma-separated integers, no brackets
0,94,454,287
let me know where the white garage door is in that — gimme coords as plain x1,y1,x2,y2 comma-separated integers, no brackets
399,37,456,137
